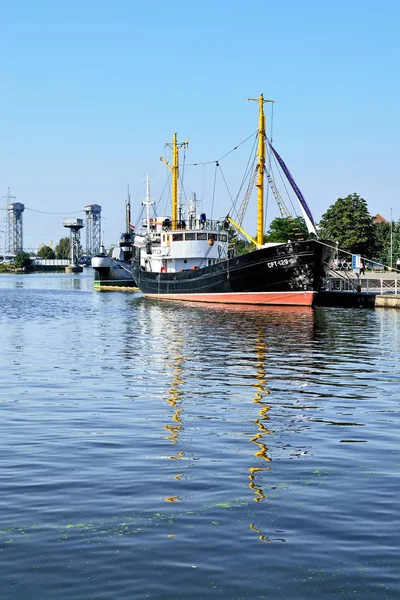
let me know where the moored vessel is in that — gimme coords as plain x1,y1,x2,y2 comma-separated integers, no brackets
132,95,335,305
92,187,137,290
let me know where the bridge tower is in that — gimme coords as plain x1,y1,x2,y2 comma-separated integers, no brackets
3,188,24,255
84,204,102,256
63,218,84,273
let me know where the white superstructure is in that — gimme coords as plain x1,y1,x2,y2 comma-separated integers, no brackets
136,217,230,274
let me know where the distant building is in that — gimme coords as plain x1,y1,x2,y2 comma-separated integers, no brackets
373,214,388,223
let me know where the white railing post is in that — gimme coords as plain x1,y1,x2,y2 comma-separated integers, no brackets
380,279,383,295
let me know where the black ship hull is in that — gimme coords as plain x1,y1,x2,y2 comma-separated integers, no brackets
132,239,335,305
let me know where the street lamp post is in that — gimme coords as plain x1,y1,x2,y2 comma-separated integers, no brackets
390,207,393,270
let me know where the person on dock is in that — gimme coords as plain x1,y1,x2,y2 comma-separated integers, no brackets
360,259,365,275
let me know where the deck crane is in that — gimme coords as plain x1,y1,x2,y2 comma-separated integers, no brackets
227,162,304,246
265,170,304,240
227,165,259,246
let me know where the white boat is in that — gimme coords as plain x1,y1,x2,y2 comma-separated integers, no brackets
92,188,136,290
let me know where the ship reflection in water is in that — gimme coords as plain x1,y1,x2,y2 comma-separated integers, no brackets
147,301,317,513
164,338,185,446
164,334,186,502
249,329,272,503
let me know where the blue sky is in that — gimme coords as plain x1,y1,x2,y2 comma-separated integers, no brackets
1,0,399,250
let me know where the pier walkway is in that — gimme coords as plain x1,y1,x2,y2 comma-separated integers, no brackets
319,271,400,308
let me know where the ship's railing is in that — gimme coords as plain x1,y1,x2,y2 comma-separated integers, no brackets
33,258,70,266
153,217,229,232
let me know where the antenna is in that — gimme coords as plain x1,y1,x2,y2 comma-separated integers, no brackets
126,184,131,235
142,173,154,233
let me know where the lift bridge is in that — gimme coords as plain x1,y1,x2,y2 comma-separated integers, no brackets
1,189,102,260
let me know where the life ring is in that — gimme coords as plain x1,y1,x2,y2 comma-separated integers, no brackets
161,266,167,273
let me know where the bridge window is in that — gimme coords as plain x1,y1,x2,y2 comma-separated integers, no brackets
185,233,195,241
208,233,217,241
219,234,227,242
172,233,183,241
197,233,207,240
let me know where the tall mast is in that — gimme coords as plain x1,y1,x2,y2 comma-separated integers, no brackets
256,95,265,245
146,173,151,231
126,184,131,235
161,134,188,227
142,173,154,233
172,133,179,226
248,94,274,245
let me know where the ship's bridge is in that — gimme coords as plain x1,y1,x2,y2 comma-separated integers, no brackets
139,224,230,274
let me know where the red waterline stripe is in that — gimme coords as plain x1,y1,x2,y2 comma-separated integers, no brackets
144,291,316,306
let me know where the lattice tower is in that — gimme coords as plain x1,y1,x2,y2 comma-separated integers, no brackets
6,192,25,255
63,218,84,266
84,204,102,256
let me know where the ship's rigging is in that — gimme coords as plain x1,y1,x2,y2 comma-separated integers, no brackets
134,101,317,248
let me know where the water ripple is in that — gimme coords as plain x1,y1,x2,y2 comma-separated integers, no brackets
0,277,399,599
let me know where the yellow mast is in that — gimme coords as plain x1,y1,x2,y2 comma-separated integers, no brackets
161,134,188,227
248,94,273,245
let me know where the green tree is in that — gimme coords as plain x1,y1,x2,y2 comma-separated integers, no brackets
234,238,252,255
55,237,70,259
318,193,375,256
372,221,390,264
265,216,309,243
37,245,56,259
373,220,400,268
14,252,32,268
393,221,400,268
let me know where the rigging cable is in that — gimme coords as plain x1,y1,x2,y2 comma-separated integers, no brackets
25,208,83,215
158,146,172,216
212,161,237,222
211,162,218,221
265,137,307,240
267,141,299,217
232,146,258,221
264,102,274,231
201,164,206,209
184,130,258,167
230,133,258,219
216,163,234,205
180,146,188,211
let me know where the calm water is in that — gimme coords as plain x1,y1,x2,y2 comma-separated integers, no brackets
0,272,399,599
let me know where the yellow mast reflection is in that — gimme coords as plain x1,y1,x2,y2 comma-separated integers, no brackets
248,330,273,503
164,352,185,445
164,338,186,503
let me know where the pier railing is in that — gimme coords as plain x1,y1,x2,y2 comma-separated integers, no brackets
327,276,399,295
